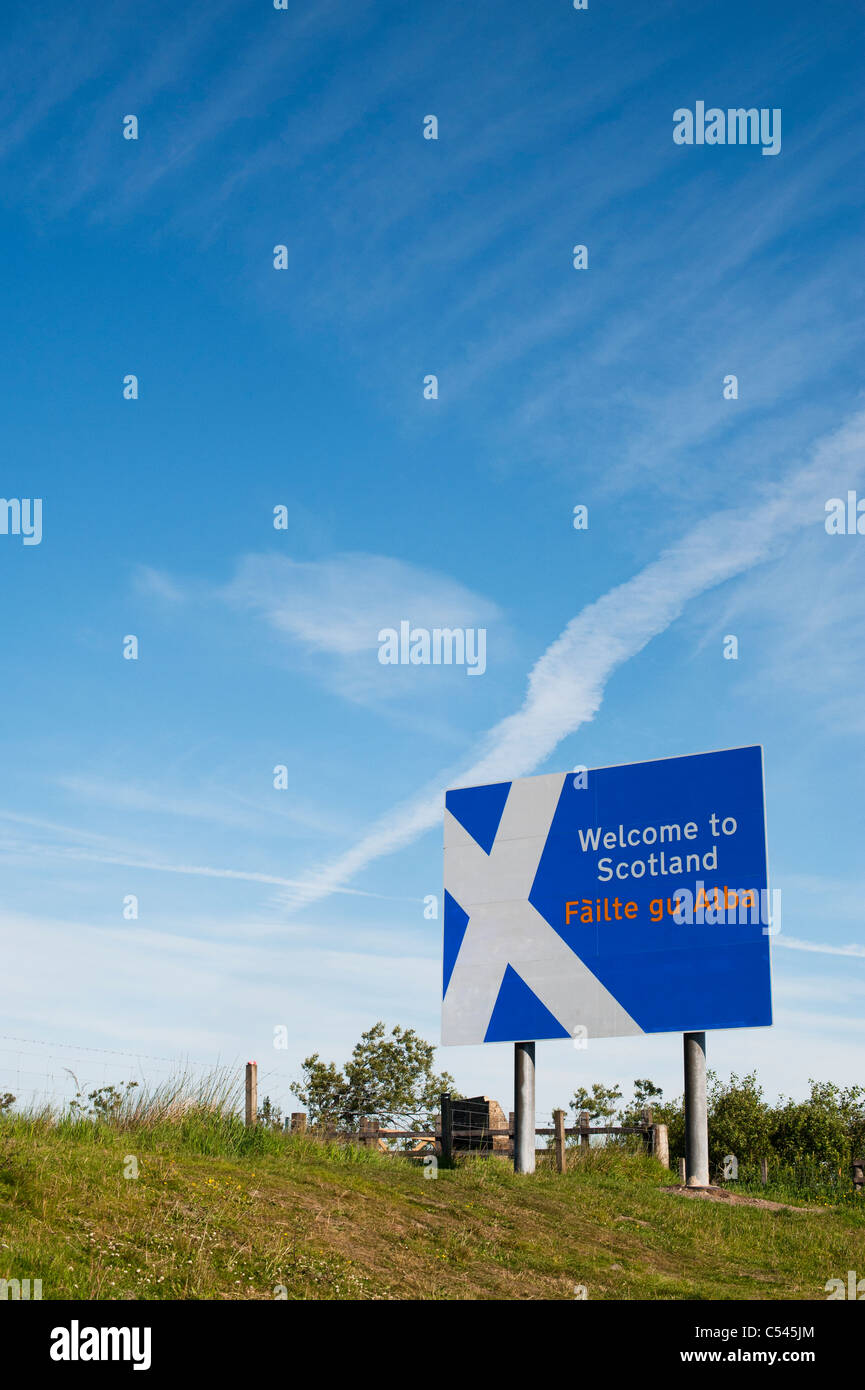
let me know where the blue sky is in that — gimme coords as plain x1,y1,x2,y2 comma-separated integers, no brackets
1,0,864,1120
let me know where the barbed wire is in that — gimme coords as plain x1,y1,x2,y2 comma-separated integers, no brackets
0,1033,220,1067
0,1033,301,1112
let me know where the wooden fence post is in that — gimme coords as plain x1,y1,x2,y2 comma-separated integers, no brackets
245,1061,258,1127
641,1106,653,1155
761,1156,769,1187
579,1110,590,1151
553,1109,566,1173
359,1118,380,1148
440,1092,453,1163
678,1156,686,1183
654,1122,670,1169
290,1112,307,1135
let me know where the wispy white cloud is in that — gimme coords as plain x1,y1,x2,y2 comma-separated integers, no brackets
138,550,503,675
2,838,416,904
54,774,341,837
773,936,865,959
134,566,189,604
0,808,118,845
274,410,865,911
689,527,865,734
0,907,441,1110
136,550,508,725
221,551,501,658
0,810,415,904
775,874,865,923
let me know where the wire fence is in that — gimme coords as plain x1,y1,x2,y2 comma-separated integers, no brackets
0,1034,298,1118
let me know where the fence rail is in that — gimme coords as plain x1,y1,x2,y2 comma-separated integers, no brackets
237,1069,863,1191
272,1083,670,1176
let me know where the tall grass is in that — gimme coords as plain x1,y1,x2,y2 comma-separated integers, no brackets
734,1158,862,1208
4,1067,261,1156
0,1066,409,1167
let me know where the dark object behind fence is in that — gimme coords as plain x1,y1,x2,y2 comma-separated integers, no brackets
280,1096,670,1171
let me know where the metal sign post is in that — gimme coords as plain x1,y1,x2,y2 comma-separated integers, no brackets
514,1041,536,1173
683,1031,709,1185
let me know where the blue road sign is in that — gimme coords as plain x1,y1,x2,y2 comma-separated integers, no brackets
442,746,772,1045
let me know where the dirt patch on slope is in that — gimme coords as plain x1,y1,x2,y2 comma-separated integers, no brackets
663,1184,820,1214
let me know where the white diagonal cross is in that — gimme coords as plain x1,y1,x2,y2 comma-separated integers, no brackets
442,774,642,1045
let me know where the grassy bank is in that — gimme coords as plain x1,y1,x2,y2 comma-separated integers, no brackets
2,1105,864,1300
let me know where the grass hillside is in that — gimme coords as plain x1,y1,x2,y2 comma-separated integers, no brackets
2,1107,864,1300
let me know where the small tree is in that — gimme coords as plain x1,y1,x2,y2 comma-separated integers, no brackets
837,1083,865,1157
258,1095,283,1129
706,1071,772,1177
569,1082,622,1126
618,1078,664,1126
289,1057,347,1128
771,1080,851,1172
291,1022,457,1132
69,1081,139,1121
